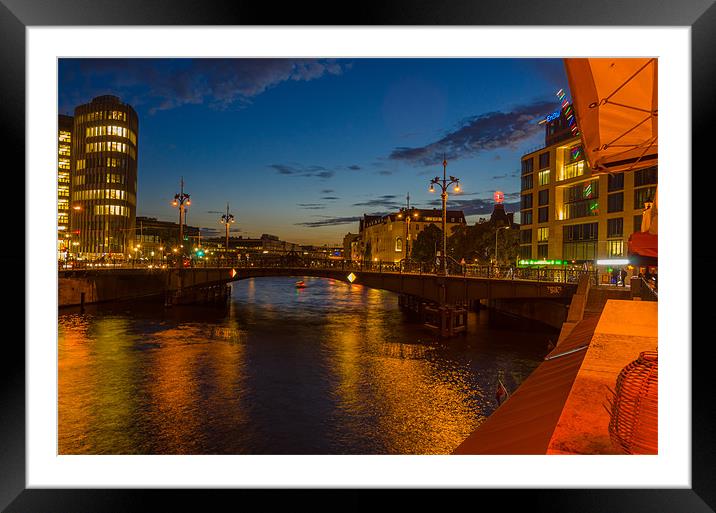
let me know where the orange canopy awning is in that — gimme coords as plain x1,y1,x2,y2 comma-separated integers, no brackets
564,58,657,174
628,231,658,259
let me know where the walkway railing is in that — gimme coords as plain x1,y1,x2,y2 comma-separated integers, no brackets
59,258,597,285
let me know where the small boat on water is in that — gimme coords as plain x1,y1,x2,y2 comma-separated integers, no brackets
295,280,307,289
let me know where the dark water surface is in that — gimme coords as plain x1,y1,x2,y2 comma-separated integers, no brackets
58,276,555,454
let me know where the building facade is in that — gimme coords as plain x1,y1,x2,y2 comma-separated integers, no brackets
357,209,467,263
519,109,658,266
70,95,139,258
57,115,73,259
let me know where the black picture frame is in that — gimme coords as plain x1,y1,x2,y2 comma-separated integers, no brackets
2,1,712,510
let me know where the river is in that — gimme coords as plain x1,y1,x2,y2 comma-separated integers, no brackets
58,276,555,454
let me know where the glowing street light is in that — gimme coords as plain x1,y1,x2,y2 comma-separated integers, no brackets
172,177,190,265
220,202,236,259
428,156,460,276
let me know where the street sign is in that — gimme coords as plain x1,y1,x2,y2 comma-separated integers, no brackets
230,268,237,278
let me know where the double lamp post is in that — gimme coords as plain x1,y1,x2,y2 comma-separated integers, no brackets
429,157,460,276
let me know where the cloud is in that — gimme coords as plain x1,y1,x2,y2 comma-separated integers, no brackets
321,196,340,200
352,195,401,210
297,203,326,210
295,216,362,228
347,165,361,170
426,197,521,216
321,189,334,194
388,100,554,165
376,170,393,176
59,58,349,114
269,164,334,180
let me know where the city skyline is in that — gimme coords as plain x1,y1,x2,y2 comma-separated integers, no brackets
59,58,570,244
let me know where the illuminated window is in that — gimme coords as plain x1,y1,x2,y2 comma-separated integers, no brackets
607,240,624,257
560,160,585,181
58,158,70,170
538,169,550,186
537,227,549,242
395,237,403,252
58,131,71,143
58,145,70,156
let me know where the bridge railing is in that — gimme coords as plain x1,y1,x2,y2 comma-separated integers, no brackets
60,258,596,284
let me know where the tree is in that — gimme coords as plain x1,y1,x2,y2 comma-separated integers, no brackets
363,240,372,262
410,224,442,263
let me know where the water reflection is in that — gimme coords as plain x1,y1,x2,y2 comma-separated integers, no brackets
58,277,553,454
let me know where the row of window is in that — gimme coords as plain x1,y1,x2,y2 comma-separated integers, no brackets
77,110,128,123
94,205,130,217
58,130,71,143
72,189,129,201
520,218,626,243
58,172,70,184
74,173,127,186
59,145,71,156
85,141,136,159
520,239,626,260
58,158,70,170
564,179,599,204
85,125,137,145
77,157,130,170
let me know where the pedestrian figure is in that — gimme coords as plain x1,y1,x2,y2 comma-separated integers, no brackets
619,268,627,287
611,268,619,285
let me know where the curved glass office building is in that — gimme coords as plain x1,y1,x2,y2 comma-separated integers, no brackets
70,95,138,259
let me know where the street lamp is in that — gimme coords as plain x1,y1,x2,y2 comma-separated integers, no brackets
220,202,235,263
429,157,460,275
172,177,191,266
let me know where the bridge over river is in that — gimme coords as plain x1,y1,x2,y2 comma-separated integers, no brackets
59,262,585,313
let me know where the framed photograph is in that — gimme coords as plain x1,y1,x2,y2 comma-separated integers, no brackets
3,0,712,510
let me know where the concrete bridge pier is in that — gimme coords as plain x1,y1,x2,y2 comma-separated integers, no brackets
165,283,230,307
398,293,468,338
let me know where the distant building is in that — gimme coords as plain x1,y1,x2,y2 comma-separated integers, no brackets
301,244,343,260
70,95,139,258
357,209,466,263
519,101,657,266
135,216,200,259
342,232,360,261
57,115,73,259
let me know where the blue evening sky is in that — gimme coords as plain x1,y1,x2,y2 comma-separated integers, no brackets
59,58,569,245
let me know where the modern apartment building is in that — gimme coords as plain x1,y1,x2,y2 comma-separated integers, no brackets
70,95,138,258
57,114,73,259
519,109,657,267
